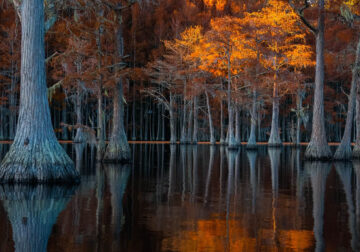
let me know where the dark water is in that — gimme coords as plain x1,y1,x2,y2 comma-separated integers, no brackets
0,144,358,251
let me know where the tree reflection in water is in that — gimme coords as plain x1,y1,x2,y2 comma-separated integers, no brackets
0,185,77,252
0,145,357,251
305,161,331,252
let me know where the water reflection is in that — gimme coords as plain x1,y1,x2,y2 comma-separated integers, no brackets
305,161,331,252
0,185,77,252
0,145,358,251
104,164,131,237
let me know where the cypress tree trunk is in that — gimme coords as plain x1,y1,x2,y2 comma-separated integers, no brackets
354,96,360,158
187,99,193,144
305,0,332,160
0,0,79,183
227,56,236,149
192,96,198,144
268,82,282,147
247,89,257,149
104,81,131,162
295,91,303,147
0,185,76,252
235,106,241,146
180,80,188,144
169,93,177,144
220,100,225,145
73,79,84,143
205,91,216,145
335,38,360,159
104,7,130,162
61,101,68,140
132,84,136,140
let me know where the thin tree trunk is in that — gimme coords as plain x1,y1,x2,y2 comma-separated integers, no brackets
169,93,176,144
180,80,188,144
354,95,360,158
305,0,332,159
132,83,136,140
268,81,282,147
193,96,198,144
61,101,68,140
227,55,236,149
205,91,216,145
247,89,257,149
345,37,360,159
220,99,225,145
235,106,241,146
295,91,303,147
0,0,79,183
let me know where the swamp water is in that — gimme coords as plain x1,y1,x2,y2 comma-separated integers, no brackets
0,144,358,251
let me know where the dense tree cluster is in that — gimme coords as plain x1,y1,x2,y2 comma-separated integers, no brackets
0,0,360,182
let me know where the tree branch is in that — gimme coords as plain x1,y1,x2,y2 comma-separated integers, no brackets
288,0,318,34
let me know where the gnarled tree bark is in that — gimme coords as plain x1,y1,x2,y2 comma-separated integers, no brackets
0,0,79,183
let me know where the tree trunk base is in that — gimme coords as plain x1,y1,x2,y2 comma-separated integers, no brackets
104,142,131,163
305,143,332,160
0,141,79,184
228,144,239,150
334,144,352,160
352,144,360,159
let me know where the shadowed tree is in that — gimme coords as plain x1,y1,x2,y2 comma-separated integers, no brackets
0,0,79,183
0,184,77,252
104,2,131,163
305,161,331,252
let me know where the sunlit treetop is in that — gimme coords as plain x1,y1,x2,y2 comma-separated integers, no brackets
244,0,314,72
203,0,227,11
191,16,257,78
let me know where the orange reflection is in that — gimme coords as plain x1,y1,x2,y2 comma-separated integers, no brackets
161,219,314,251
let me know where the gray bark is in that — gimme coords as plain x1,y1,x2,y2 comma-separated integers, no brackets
169,93,177,144
305,0,332,159
104,7,130,162
268,82,282,147
235,106,241,146
335,38,360,159
104,80,131,162
205,91,216,145
192,96,198,144
247,90,257,149
0,0,79,183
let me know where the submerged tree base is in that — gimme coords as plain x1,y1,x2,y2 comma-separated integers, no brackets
304,143,332,160
333,145,352,160
0,141,80,184
352,144,360,159
104,143,131,163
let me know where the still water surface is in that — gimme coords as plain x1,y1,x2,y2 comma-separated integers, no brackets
0,144,358,251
